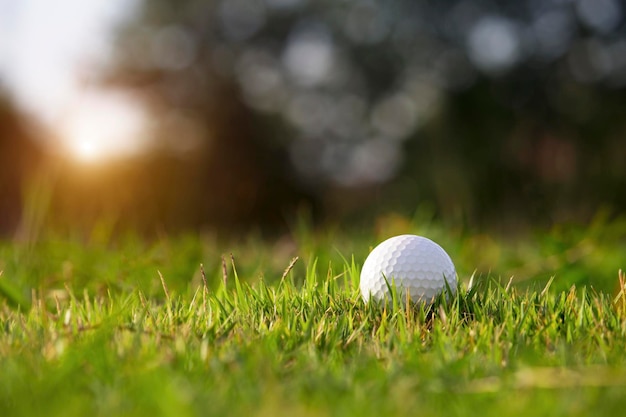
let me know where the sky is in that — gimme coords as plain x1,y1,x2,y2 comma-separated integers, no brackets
0,0,147,162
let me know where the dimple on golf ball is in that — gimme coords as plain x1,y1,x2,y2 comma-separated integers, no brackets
360,234,456,304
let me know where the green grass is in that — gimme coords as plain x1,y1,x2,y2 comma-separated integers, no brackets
1,214,626,416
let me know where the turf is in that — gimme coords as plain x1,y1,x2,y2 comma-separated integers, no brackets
1,216,626,416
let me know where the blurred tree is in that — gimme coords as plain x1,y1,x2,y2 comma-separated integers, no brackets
100,0,626,229
0,94,45,236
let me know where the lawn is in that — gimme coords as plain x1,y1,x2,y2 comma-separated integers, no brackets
1,213,625,416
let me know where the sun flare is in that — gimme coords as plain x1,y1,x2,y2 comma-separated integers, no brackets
72,139,101,162
58,91,149,164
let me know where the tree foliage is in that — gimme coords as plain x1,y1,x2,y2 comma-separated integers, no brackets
103,0,626,227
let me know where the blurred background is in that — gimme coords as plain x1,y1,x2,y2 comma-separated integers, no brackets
1,0,625,237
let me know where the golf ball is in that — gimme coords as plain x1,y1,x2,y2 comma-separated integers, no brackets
360,234,456,304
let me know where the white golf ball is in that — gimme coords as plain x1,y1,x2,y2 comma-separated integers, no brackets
360,234,456,304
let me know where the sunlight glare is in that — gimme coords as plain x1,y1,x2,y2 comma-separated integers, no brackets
73,139,101,162
59,91,148,163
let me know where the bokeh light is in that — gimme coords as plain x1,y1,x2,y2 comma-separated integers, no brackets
467,16,522,74
1,0,626,232
283,22,335,87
